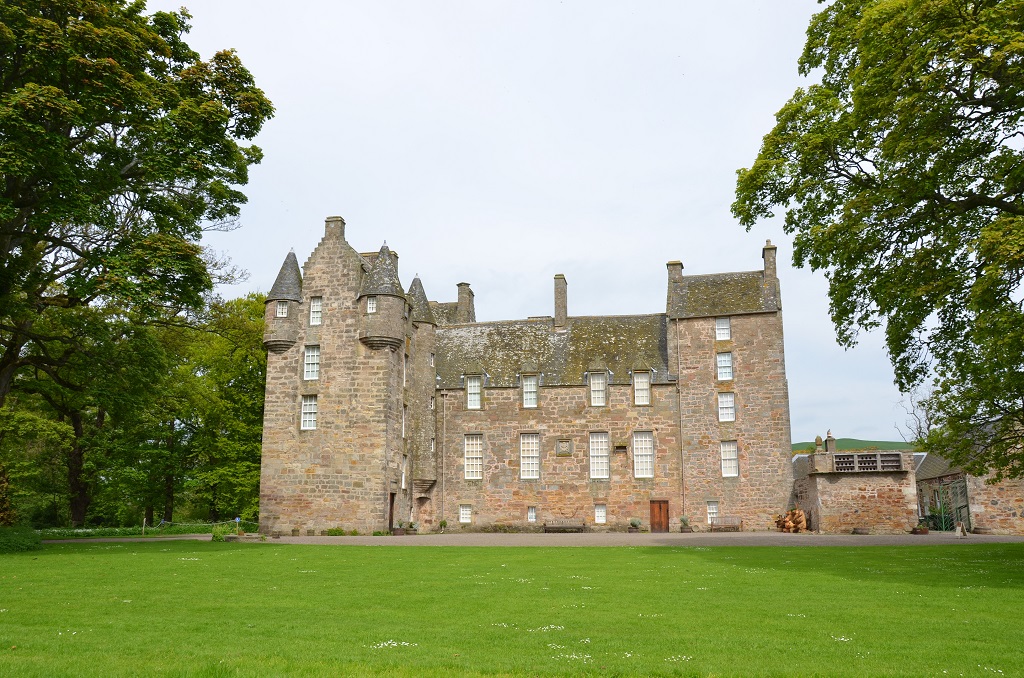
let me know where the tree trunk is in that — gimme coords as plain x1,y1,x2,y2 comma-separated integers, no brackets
67,412,90,527
162,472,174,523
144,505,154,527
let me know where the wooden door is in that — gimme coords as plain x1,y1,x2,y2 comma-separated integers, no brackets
650,500,669,533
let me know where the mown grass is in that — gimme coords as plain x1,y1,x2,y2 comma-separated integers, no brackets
1,542,1022,676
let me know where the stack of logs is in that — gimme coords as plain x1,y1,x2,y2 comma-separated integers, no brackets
775,508,807,533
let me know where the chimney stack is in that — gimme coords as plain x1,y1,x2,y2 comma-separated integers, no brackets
325,215,345,240
456,282,475,323
762,240,777,279
554,274,567,328
666,260,684,283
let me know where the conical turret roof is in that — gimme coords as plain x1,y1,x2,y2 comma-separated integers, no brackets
407,276,436,325
359,244,405,298
268,251,302,302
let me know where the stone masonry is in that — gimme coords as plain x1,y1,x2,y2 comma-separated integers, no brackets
259,216,794,535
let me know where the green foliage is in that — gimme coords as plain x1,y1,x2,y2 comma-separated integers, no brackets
0,465,16,526
734,0,1024,478
1,542,1022,675
0,525,41,552
0,1,273,408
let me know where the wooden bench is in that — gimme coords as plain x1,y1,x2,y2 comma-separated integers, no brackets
543,520,586,533
709,516,743,532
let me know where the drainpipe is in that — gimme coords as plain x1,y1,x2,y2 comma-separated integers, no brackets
676,320,686,522
441,391,447,528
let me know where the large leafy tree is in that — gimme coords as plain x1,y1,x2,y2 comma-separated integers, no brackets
733,0,1024,478
0,0,273,403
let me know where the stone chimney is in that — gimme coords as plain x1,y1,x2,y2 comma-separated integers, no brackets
456,282,476,323
825,430,837,454
325,215,345,240
666,260,684,283
554,274,567,328
762,240,777,279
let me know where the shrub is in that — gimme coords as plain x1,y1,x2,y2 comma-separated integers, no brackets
325,527,346,536
0,526,42,553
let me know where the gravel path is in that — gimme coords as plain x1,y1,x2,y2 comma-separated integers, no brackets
45,531,1024,547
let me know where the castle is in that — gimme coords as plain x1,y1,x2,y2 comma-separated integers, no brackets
258,216,794,535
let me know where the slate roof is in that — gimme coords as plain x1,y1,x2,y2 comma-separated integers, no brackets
435,314,670,389
667,270,776,319
359,244,405,298
915,453,960,481
267,251,302,302
407,277,436,325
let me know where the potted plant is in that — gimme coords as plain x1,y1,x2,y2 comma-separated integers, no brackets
438,519,447,534
392,521,407,536
911,521,929,535
628,518,641,533
408,522,418,534
679,516,692,533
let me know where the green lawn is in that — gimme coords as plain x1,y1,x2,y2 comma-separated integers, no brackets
2,541,1021,676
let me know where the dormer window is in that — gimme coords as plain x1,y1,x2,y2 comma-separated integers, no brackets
633,371,651,405
466,375,482,410
522,374,538,408
589,371,607,407
366,296,378,313
276,301,288,318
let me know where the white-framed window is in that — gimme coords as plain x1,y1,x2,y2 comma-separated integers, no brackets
459,504,472,523
300,395,317,430
366,296,378,313
721,441,739,477
430,396,435,410
304,345,320,380
401,454,408,489
522,374,538,408
589,432,610,479
430,437,435,453
718,392,736,422
466,375,482,410
707,500,719,522
309,296,322,325
595,504,607,524
464,434,483,480
715,317,731,340
527,506,537,523
633,371,651,405
402,405,407,438
403,354,408,387
717,352,733,381
430,353,435,367
633,431,654,478
276,300,288,318
589,371,607,407
520,433,540,479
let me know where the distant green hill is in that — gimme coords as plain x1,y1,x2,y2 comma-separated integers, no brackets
792,438,916,453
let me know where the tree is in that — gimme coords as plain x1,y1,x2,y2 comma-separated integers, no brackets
732,0,1024,478
0,0,273,404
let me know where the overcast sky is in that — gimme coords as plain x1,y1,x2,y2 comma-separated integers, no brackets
147,0,910,444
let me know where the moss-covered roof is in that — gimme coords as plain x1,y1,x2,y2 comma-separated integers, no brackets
267,251,302,302
435,315,670,388
359,244,405,299
407,277,436,325
667,270,776,318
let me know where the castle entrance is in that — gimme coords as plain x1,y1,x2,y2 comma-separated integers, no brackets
649,500,669,532
388,492,396,532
